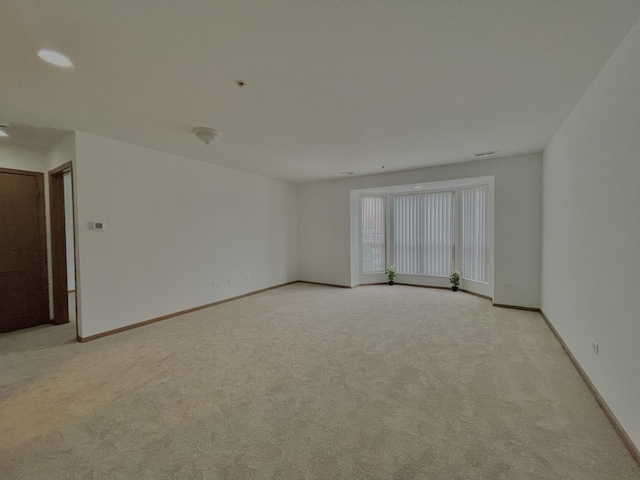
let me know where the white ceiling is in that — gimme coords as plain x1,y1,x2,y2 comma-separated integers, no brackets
1,1,639,183
0,124,69,150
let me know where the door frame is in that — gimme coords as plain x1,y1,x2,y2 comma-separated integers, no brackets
0,167,49,330
49,162,78,335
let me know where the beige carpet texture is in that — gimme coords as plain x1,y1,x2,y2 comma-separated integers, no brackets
1,283,638,479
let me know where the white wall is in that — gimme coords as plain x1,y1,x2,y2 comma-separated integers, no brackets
0,143,47,172
73,133,298,338
542,19,640,448
46,133,76,172
298,153,542,308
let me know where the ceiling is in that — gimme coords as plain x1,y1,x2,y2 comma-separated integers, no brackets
1,1,639,183
0,124,69,150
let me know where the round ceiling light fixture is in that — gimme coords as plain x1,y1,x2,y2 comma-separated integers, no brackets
37,49,74,68
193,127,221,146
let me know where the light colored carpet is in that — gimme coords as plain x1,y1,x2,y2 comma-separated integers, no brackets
1,283,638,479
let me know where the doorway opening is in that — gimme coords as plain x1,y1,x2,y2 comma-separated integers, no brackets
49,162,78,338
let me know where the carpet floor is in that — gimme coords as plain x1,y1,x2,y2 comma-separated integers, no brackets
0,283,638,479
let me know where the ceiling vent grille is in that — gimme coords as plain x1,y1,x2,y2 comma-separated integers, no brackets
474,151,496,157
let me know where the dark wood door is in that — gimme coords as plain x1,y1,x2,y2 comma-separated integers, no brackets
0,168,49,333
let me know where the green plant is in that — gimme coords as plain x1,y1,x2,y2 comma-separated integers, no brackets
386,265,397,282
449,270,461,287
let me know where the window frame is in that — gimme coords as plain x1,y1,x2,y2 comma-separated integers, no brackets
355,177,493,297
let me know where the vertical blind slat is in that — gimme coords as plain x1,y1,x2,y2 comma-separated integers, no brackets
394,192,453,277
462,185,488,282
361,196,385,274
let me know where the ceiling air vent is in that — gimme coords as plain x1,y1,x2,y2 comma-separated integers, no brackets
474,151,496,157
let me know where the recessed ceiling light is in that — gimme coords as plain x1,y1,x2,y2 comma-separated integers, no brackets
37,49,74,68
414,186,423,189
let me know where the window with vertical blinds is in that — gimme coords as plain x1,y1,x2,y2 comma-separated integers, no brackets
462,185,489,283
393,192,454,277
361,196,386,274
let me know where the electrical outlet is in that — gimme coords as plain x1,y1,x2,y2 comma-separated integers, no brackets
228,277,232,285
245,273,250,281
212,282,220,288
592,340,599,355
503,283,513,290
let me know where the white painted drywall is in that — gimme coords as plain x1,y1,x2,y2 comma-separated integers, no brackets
298,153,542,308
0,143,47,172
73,132,298,338
46,133,76,171
542,19,640,448
63,172,75,291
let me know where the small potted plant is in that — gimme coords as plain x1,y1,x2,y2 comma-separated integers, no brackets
386,265,397,285
449,271,461,291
